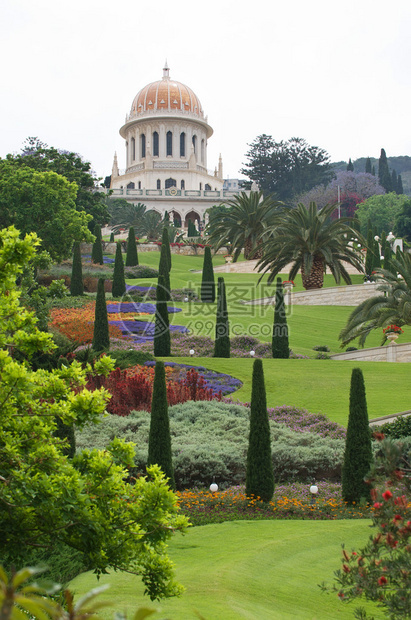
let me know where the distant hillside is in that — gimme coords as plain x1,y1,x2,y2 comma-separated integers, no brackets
331,156,411,195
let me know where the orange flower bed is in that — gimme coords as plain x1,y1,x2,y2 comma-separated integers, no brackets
50,303,123,344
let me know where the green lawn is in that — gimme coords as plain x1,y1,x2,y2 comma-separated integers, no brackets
70,520,383,619
163,357,411,427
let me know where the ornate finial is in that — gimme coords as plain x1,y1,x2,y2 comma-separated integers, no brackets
163,60,170,79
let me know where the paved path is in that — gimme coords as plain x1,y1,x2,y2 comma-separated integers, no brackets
369,410,411,426
213,260,363,275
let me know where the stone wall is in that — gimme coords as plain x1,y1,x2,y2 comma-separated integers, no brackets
245,283,382,307
330,342,411,363
80,242,228,256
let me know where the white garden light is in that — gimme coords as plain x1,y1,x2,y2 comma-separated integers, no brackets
310,483,318,504
189,349,195,357
209,482,219,493
250,350,255,357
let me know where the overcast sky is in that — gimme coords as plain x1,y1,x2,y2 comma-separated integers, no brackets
1,0,410,182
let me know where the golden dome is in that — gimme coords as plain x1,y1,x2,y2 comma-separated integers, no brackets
130,64,204,118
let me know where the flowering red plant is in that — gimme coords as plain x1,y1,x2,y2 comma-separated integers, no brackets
283,280,295,286
383,325,404,335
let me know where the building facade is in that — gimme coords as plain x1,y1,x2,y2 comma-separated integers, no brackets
110,63,244,229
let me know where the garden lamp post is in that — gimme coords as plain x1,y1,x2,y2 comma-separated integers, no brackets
189,349,195,357
310,482,318,505
250,350,255,358
210,476,218,493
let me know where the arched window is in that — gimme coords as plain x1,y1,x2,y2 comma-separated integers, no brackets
180,132,186,157
165,178,177,189
205,183,211,191
201,139,205,163
166,131,173,156
127,182,135,189
153,132,159,157
192,135,197,153
131,137,135,161
156,179,161,189
141,134,146,158
180,179,185,189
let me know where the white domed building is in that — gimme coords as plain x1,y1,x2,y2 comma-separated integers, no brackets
110,63,241,229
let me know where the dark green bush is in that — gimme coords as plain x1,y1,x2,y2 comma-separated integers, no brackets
378,415,411,438
346,347,358,352
107,349,155,369
313,345,330,352
124,265,158,279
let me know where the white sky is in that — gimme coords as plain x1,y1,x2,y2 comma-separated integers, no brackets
1,0,411,181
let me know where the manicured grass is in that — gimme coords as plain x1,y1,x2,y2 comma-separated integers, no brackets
161,357,411,427
69,520,382,619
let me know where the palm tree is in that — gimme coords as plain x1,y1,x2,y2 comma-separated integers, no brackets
138,210,164,241
206,191,282,260
108,200,147,234
256,202,365,289
339,250,411,347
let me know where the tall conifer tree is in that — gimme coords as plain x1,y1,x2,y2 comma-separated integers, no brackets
92,278,110,352
147,361,175,490
154,274,170,357
347,158,354,172
214,277,230,358
200,246,215,303
112,242,126,298
378,148,392,193
391,170,398,195
161,227,172,272
272,277,289,358
125,227,139,266
158,243,171,301
246,359,274,503
342,368,372,503
91,226,104,265
397,174,404,195
70,242,84,296
365,157,372,174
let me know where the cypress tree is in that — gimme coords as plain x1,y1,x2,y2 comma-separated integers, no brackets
161,226,172,272
154,274,170,357
342,368,373,504
392,170,398,194
125,227,139,266
200,246,215,303
214,277,230,358
383,241,392,274
92,278,110,352
91,226,104,265
371,165,376,176
112,242,126,298
70,242,84,296
365,157,372,174
397,174,404,195
109,232,115,243
158,242,171,301
372,237,381,271
272,277,289,358
347,158,354,172
246,359,274,503
147,361,175,489
378,148,392,193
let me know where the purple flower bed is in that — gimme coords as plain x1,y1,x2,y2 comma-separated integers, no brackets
108,319,188,344
126,284,153,293
223,398,346,439
106,302,182,314
83,254,115,264
144,361,243,397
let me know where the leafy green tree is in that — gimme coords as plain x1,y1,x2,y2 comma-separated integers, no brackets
0,161,93,262
200,246,215,303
241,135,333,202
158,243,171,301
347,158,354,172
8,137,109,231
341,368,372,504
339,250,411,346
356,193,408,235
91,225,104,265
112,243,126,298
154,274,170,357
161,227,171,271
92,278,110,351
205,205,231,239
394,197,411,241
378,148,393,193
70,242,84,296
246,359,274,503
0,227,187,599
272,278,289,358
125,226,139,267
147,361,175,490
257,202,365,289
207,191,282,260
214,277,230,358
